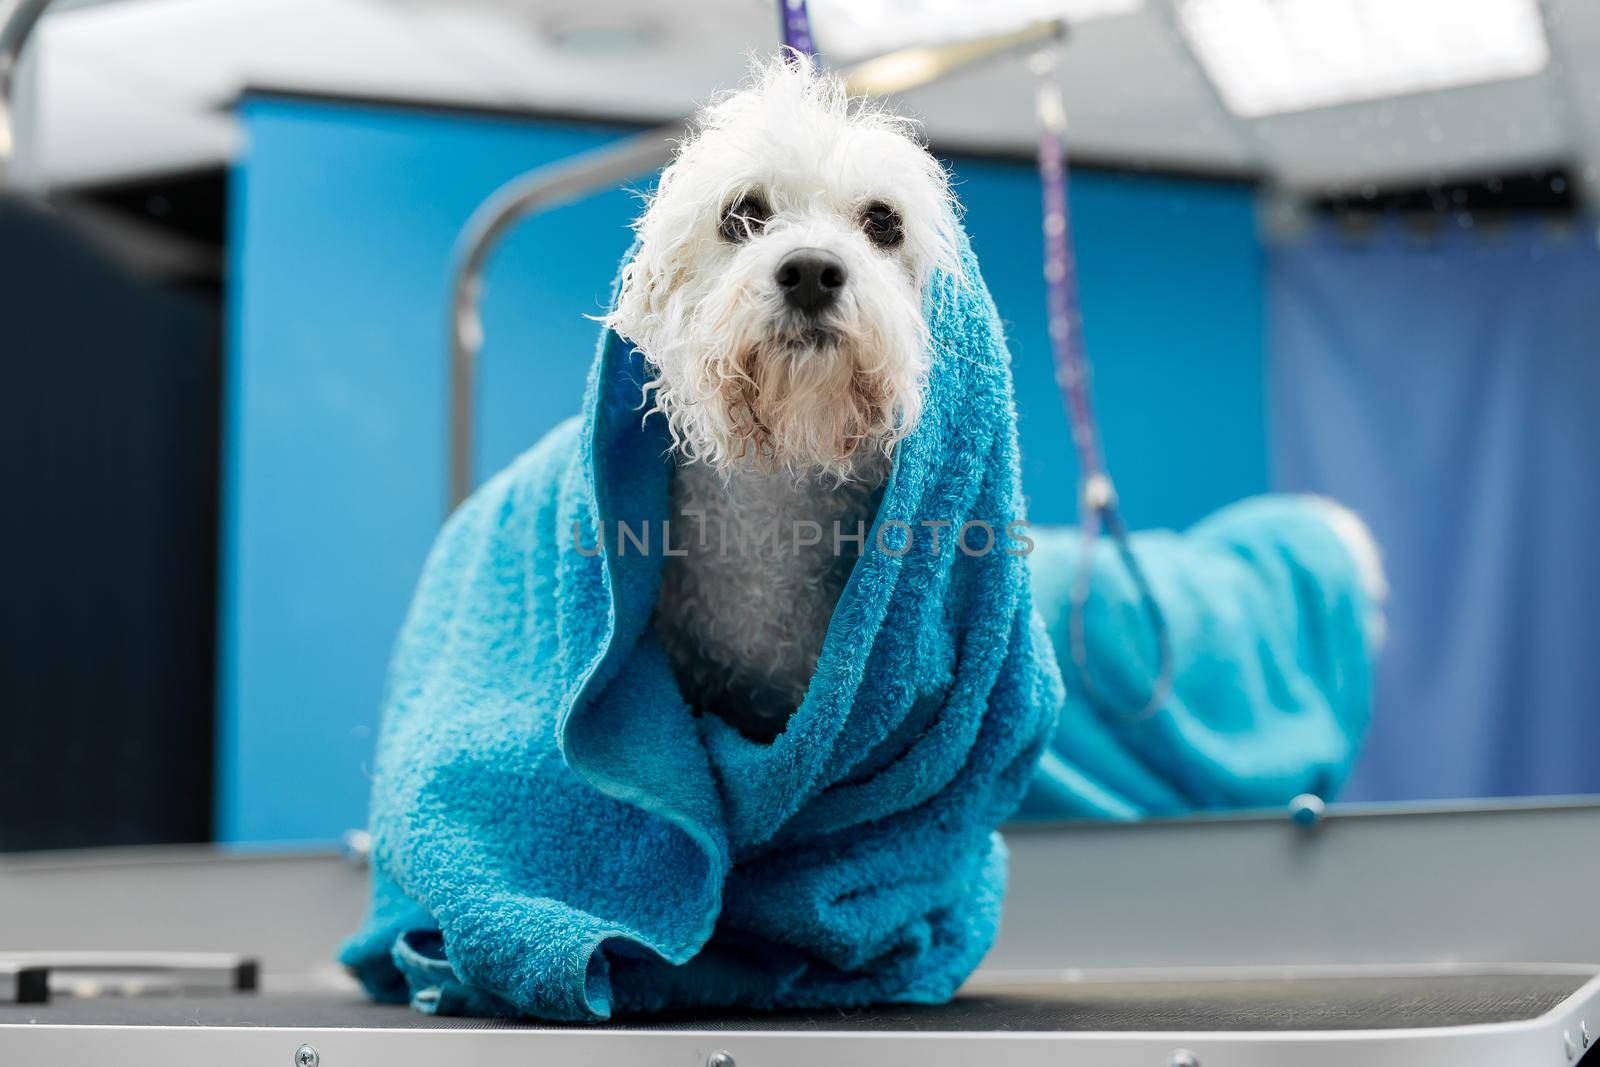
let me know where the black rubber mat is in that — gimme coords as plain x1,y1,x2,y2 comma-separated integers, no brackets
0,973,1587,1032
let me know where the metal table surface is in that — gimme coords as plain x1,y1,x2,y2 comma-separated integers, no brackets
0,972,1591,1032
5,967,1600,1067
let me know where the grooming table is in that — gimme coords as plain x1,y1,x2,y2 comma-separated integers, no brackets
5,800,1600,1065
2,967,1599,1066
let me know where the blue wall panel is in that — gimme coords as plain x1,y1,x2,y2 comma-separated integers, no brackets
221,99,637,843
223,98,1267,843
955,160,1268,527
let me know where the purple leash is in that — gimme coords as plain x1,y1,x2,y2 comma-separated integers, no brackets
1034,48,1173,719
779,0,816,58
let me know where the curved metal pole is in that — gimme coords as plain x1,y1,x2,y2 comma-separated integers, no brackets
445,19,1067,512
0,0,53,188
447,124,682,511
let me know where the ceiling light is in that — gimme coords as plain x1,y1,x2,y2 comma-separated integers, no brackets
808,0,1143,64
1178,0,1550,118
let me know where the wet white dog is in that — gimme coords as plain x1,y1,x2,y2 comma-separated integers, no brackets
607,57,1386,742
607,57,958,741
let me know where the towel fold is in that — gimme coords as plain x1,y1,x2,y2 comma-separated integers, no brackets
339,236,1059,1020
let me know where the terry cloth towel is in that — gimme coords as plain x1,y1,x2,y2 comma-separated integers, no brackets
1018,496,1376,821
338,236,1060,1021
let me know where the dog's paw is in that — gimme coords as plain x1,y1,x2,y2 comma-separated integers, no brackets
1305,496,1388,652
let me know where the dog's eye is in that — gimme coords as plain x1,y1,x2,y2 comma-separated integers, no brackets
719,193,770,243
860,201,904,249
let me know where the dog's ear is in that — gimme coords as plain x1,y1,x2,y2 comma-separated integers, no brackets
926,198,964,289
606,247,658,348
606,237,680,353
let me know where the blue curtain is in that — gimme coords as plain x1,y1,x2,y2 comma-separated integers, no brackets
1269,221,1600,801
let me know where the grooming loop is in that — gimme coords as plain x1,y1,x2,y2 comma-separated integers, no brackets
1032,46,1173,720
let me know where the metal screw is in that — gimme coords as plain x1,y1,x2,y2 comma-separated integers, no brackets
1584,1021,1592,1048
294,1045,320,1067
1168,1052,1200,1067
707,1052,735,1067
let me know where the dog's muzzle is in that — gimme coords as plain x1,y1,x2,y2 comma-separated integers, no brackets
775,248,847,315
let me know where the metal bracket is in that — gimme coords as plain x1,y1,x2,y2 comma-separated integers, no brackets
0,0,51,188
0,951,258,1000
0,963,48,1005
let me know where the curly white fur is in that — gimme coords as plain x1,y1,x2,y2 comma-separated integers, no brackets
606,57,958,739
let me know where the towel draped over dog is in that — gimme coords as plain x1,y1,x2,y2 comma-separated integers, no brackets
340,237,1377,1021
339,241,1060,1020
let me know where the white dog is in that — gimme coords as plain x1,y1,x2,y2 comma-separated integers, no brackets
607,57,1386,743
607,56,959,741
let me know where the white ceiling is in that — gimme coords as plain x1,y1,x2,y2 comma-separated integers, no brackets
13,0,1600,196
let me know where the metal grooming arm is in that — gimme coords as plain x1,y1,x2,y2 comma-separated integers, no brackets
446,127,684,511
444,19,1069,511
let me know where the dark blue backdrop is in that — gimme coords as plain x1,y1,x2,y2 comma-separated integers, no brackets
1270,221,1600,801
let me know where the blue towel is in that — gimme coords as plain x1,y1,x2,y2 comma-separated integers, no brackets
1018,497,1376,821
339,237,1060,1020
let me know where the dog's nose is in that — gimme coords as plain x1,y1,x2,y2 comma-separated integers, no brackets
775,249,847,314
